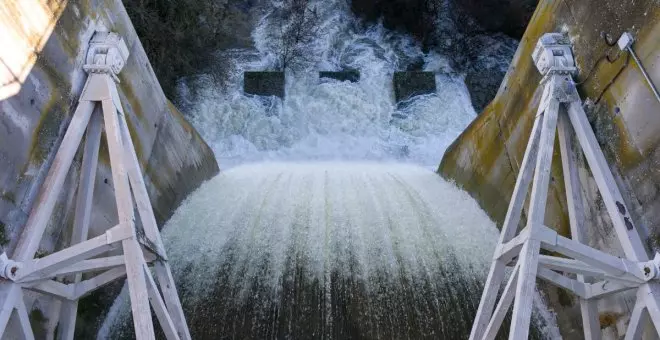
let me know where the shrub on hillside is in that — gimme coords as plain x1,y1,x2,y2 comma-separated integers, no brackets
350,0,439,48
123,0,255,99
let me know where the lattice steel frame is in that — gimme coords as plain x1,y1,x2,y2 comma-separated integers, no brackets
0,27,191,340
470,33,660,340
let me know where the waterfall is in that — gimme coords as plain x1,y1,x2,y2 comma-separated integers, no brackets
100,0,562,338
101,164,557,339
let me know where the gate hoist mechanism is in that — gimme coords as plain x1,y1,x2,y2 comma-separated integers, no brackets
0,27,192,340
470,33,660,340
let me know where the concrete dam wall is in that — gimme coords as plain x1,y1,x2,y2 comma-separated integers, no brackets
0,0,218,335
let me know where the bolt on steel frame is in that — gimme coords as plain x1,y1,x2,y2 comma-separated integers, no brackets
470,33,660,340
0,28,192,340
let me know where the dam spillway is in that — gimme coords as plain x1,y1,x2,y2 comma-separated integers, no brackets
97,0,556,338
3,0,660,337
102,162,535,339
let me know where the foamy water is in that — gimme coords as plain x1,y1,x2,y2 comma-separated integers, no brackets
178,0,476,169
100,163,559,339
102,163,496,338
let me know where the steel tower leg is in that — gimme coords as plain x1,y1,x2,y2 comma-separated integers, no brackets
0,27,191,340
470,32,660,339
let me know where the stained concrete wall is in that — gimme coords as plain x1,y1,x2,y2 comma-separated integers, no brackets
0,0,218,335
439,0,660,338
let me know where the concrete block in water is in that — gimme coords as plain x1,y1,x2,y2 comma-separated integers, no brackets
393,72,436,102
244,72,285,98
319,70,360,82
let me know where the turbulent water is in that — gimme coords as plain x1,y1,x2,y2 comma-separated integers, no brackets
176,0,478,169
101,0,561,338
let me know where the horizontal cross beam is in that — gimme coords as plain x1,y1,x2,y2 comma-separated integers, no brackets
13,224,131,282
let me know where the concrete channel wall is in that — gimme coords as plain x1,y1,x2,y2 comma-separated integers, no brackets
439,1,660,337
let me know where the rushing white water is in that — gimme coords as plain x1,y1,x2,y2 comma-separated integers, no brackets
100,0,563,338
102,163,496,338
101,163,559,339
178,0,476,169
166,162,498,291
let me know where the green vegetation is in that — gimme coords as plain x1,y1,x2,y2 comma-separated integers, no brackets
123,0,325,98
123,0,235,98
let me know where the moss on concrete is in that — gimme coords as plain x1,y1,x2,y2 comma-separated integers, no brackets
556,286,575,307
439,0,660,240
118,73,148,126
1,1,220,338
25,59,70,172
167,100,196,135
29,308,48,339
144,100,219,226
440,3,660,335
598,312,621,329
1,191,16,205
0,221,8,245
35,249,51,258
28,103,66,167
54,1,84,59
126,115,146,165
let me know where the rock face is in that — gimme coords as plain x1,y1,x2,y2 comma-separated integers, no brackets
349,0,522,113
244,72,286,98
122,0,258,99
464,65,506,113
0,0,218,335
350,0,536,41
454,0,538,38
393,72,437,103
350,0,438,47
460,33,519,113
439,0,660,337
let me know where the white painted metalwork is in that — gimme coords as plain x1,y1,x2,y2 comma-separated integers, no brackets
470,32,660,340
618,32,660,105
0,27,191,340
